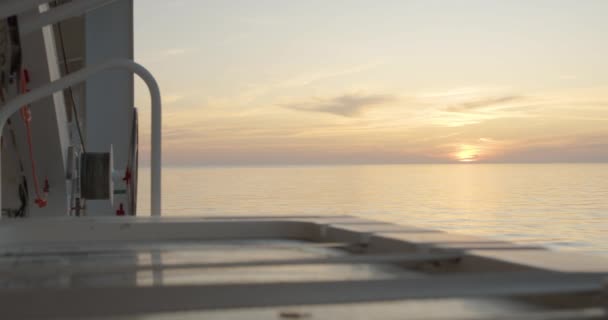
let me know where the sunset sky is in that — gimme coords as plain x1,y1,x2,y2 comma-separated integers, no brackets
134,0,608,165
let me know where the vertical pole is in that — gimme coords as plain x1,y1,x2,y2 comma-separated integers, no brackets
150,75,161,216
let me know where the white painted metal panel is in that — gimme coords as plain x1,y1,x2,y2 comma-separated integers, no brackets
84,0,133,216
15,5,71,217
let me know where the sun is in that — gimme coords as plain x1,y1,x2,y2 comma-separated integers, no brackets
455,144,480,162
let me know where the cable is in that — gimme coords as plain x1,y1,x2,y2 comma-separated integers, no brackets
19,68,47,208
56,19,86,153
17,176,28,217
7,119,28,217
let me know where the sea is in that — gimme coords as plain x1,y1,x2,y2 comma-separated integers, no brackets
137,163,608,256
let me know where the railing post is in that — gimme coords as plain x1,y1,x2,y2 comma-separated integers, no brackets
0,59,162,216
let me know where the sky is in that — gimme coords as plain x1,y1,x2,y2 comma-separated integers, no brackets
134,0,608,165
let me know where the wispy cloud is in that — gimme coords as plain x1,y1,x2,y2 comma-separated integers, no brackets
445,95,524,113
283,93,396,117
162,94,184,105
231,61,387,106
137,47,192,63
495,134,608,163
408,88,540,127
280,61,385,88
163,48,189,56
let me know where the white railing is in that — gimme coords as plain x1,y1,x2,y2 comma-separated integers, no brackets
0,59,162,216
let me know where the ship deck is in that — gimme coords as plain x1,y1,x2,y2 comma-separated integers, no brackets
0,215,605,319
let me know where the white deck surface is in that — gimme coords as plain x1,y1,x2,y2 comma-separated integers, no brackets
0,215,605,319
0,239,415,288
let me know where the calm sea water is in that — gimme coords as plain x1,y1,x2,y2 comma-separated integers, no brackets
138,164,608,256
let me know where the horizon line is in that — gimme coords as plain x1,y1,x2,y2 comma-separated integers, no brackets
139,161,608,168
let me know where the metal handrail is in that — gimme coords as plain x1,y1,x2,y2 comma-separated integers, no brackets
0,59,162,216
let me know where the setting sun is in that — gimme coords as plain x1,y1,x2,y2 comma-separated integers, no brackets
455,145,480,162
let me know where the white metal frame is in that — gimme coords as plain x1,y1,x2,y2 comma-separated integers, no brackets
18,0,118,36
0,59,162,216
0,0,115,21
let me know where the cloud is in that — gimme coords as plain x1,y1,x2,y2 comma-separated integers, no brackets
280,61,385,88
162,94,184,104
284,93,396,117
137,48,192,63
494,134,608,163
445,95,524,112
163,48,188,56
234,61,386,104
